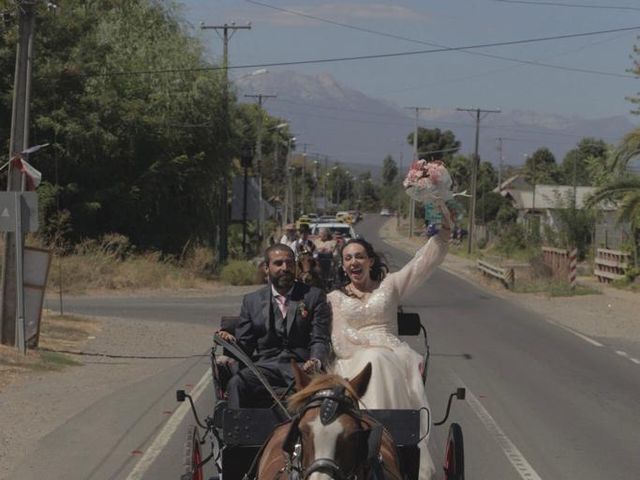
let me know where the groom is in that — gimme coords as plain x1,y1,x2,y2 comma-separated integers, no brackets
225,244,331,408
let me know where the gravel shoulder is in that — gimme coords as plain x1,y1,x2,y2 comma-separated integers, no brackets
379,219,640,345
0,300,230,479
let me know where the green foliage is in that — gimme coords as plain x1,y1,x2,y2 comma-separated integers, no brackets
561,138,609,186
0,1,286,257
496,223,527,255
220,260,259,286
548,192,595,260
382,155,398,186
407,127,460,161
523,147,561,185
445,154,471,191
496,202,518,225
478,191,507,223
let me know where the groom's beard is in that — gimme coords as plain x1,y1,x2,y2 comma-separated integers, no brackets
270,271,294,290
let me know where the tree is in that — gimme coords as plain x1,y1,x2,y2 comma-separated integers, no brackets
561,138,609,186
0,1,289,256
523,147,560,185
586,129,640,266
445,154,472,192
382,155,398,186
407,127,460,161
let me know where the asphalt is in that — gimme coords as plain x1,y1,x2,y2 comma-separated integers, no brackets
15,215,639,480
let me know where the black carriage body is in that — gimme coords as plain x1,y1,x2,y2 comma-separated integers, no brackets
221,408,421,479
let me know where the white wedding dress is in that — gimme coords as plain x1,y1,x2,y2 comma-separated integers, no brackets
328,230,449,479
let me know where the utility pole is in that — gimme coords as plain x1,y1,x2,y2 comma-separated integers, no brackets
323,155,328,215
2,1,36,348
456,107,501,254
405,107,430,237
299,143,313,215
496,137,504,189
397,151,403,228
244,93,276,243
200,22,251,266
283,136,295,226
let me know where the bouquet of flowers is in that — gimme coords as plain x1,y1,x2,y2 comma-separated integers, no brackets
402,159,465,228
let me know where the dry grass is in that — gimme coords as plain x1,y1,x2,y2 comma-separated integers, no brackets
0,311,98,391
48,239,218,294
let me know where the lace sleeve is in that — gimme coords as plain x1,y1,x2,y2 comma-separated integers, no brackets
390,229,449,301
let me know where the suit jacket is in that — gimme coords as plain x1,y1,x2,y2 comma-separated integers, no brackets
235,281,331,366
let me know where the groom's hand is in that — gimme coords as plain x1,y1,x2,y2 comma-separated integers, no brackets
303,358,321,374
215,330,236,343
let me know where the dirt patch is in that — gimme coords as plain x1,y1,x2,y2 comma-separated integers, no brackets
0,312,98,392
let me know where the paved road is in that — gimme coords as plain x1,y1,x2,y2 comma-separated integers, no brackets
22,215,639,479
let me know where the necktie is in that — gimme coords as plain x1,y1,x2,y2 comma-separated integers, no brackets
275,295,288,318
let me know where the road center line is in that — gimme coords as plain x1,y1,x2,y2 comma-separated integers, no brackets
125,368,210,480
451,373,543,480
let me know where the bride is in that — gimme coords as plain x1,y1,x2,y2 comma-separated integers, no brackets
328,218,450,479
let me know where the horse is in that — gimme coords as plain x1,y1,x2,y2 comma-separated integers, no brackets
254,362,403,480
296,249,324,289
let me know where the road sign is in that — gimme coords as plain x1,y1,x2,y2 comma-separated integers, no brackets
0,192,38,233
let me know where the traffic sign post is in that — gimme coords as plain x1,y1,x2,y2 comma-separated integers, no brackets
0,191,38,353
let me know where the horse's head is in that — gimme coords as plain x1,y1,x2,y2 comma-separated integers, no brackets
283,362,384,480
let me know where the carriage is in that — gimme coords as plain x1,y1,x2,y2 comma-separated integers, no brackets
176,311,465,480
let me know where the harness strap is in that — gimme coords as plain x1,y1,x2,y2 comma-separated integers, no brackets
243,419,293,480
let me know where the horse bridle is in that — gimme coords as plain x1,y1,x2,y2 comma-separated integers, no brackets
282,386,385,480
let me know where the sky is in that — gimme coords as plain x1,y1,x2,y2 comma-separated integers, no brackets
178,0,640,123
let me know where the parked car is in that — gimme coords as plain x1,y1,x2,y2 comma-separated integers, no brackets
309,222,357,240
379,208,392,216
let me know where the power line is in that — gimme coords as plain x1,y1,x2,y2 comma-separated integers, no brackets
377,30,635,96
493,0,640,12
244,0,638,79
74,24,640,78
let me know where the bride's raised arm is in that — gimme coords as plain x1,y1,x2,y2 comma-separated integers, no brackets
391,226,450,301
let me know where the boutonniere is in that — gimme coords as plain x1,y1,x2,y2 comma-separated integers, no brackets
298,301,309,318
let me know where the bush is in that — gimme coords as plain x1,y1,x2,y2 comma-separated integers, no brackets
496,224,526,256
220,260,260,285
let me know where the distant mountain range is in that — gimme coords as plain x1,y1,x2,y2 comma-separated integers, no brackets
235,70,637,176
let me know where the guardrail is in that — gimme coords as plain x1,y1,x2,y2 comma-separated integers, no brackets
477,259,515,289
594,248,630,283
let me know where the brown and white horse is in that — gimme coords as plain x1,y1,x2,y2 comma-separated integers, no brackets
255,362,403,480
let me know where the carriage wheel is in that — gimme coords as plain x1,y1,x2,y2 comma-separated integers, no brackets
443,423,464,480
182,425,204,480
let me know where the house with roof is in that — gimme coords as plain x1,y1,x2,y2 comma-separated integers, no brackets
495,175,630,249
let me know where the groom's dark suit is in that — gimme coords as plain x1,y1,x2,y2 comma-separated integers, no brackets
226,280,331,408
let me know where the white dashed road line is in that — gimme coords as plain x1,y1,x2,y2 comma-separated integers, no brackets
125,369,210,480
451,373,543,480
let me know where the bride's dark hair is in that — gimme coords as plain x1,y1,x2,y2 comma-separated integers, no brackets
335,238,388,293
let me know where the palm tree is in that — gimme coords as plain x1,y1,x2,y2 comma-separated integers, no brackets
610,129,640,172
586,129,640,266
